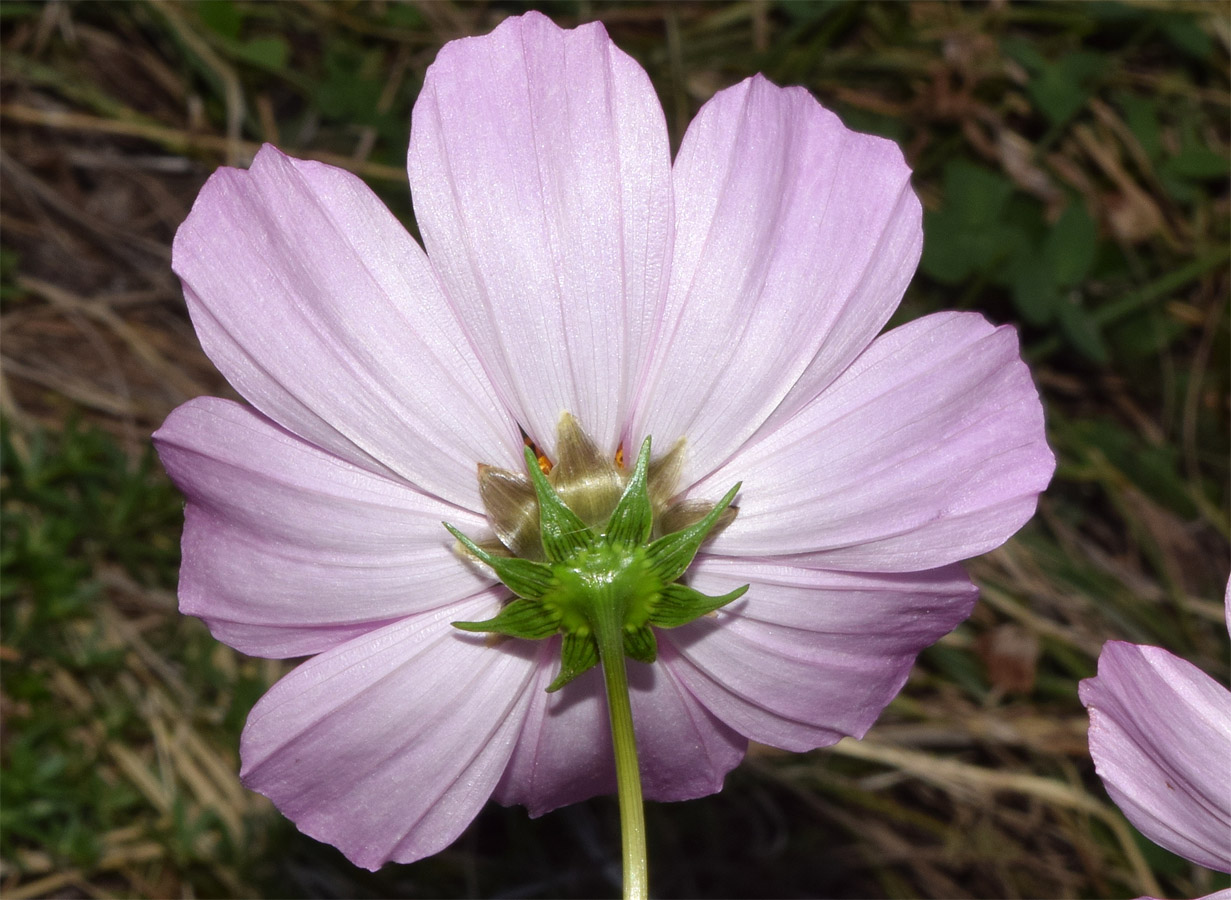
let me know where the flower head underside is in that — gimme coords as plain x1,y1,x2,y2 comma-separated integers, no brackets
448,413,746,691
153,10,1055,872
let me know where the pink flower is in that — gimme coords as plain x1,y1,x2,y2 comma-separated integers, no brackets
1079,583,1231,876
153,12,1053,871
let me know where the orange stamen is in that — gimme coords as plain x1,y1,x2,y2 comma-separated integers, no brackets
522,434,553,475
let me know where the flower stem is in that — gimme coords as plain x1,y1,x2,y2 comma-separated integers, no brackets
592,607,648,900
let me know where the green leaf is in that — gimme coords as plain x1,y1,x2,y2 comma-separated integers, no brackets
453,599,561,640
1161,147,1230,181
944,160,1016,229
1057,301,1109,363
1114,92,1162,160
1000,36,1047,73
444,524,554,599
1010,256,1059,326
604,437,653,548
317,47,384,122
546,632,600,692
1029,51,1106,126
919,161,1019,285
197,0,242,39
1161,15,1213,61
622,625,657,664
233,36,289,72
1045,202,1098,288
0,3,43,20
382,4,427,28
649,583,748,628
523,446,596,562
644,482,740,584
1107,314,1187,361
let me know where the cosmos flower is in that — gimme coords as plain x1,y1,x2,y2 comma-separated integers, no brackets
153,11,1053,871
1079,584,1231,877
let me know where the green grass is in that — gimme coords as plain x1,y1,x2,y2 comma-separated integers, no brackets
1,1,1227,897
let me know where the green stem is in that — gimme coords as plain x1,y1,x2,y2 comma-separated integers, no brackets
592,605,648,900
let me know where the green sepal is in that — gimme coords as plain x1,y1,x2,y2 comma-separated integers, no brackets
644,482,741,583
523,446,596,563
604,437,654,548
622,624,657,664
546,631,599,692
649,582,748,628
453,598,561,640
445,523,554,599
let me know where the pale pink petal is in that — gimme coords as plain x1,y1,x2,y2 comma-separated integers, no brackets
174,145,521,508
493,637,746,816
694,312,1054,572
1080,641,1231,873
662,558,976,751
630,75,920,486
154,397,491,658
408,11,672,457
240,595,543,871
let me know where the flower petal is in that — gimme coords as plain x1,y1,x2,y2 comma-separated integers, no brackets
1080,641,1231,873
630,75,921,486
493,637,746,816
173,144,520,508
408,11,672,457
663,557,976,751
694,312,1054,571
154,397,492,658
240,595,542,871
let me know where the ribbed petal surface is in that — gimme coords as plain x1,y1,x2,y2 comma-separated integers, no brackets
240,595,540,871
631,75,920,486
155,11,1059,875
695,311,1054,571
664,558,976,751
154,398,492,658
173,145,520,508
408,11,672,458
493,637,746,816
1080,641,1231,873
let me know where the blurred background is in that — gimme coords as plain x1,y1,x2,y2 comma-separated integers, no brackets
1,1,1227,897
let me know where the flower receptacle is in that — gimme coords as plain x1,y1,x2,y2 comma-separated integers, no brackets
447,414,746,691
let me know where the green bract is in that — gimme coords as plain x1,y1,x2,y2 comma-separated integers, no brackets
447,415,746,692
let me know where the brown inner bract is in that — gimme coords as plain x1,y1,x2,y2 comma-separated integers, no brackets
474,412,735,562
